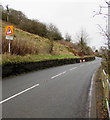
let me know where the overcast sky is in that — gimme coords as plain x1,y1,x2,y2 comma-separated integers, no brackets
1,0,108,49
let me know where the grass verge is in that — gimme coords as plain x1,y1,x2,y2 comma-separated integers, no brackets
2,54,80,65
95,67,108,118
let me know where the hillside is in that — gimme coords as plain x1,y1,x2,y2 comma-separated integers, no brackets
1,6,94,65
2,21,75,55
2,21,81,64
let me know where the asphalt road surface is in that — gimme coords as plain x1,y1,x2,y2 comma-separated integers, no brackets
2,57,101,118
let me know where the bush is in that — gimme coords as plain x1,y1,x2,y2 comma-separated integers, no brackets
2,36,38,55
19,19,48,38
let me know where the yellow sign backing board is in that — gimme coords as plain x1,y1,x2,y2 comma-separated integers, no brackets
5,26,14,35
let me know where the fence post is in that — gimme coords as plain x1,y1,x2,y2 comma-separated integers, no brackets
102,69,110,119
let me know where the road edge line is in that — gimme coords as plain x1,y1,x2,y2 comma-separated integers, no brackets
88,70,97,118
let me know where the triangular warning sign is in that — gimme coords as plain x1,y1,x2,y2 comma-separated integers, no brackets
7,27,12,33
6,27,13,35
5,26,14,35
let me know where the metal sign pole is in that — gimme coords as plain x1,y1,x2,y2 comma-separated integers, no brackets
108,1,110,76
9,39,10,53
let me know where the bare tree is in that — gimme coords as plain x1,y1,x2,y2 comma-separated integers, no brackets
76,29,89,46
47,23,62,40
46,23,63,54
6,5,9,22
94,0,110,75
65,33,72,42
75,29,92,56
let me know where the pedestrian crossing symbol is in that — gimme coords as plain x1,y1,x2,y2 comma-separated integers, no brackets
5,26,14,35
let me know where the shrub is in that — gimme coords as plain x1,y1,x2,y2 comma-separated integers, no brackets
2,36,38,55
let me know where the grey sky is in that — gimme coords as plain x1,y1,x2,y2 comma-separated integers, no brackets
1,0,108,49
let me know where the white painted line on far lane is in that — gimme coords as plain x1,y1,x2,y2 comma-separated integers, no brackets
0,84,39,104
51,67,78,79
69,67,77,71
51,71,66,79
79,64,84,67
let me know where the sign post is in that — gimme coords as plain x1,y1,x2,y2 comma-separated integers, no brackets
5,26,14,53
9,39,10,53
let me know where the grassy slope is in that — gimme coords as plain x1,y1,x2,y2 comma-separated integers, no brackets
2,21,79,64
2,21,73,55
2,54,79,64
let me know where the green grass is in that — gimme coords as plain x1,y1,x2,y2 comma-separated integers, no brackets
2,54,80,65
2,21,74,56
2,21,79,65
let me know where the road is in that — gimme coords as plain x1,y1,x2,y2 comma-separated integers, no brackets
2,57,101,118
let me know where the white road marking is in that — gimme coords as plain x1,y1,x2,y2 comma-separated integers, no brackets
69,67,77,71
88,71,96,118
79,64,84,67
51,71,66,79
0,84,39,104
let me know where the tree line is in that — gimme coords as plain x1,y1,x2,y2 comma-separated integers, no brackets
2,7,63,40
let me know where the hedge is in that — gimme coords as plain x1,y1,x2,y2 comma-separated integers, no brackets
2,56,95,78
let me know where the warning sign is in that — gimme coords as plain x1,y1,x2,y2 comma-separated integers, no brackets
5,26,14,35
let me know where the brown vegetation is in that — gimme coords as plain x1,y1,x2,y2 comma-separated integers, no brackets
2,36,38,55
58,40,94,56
